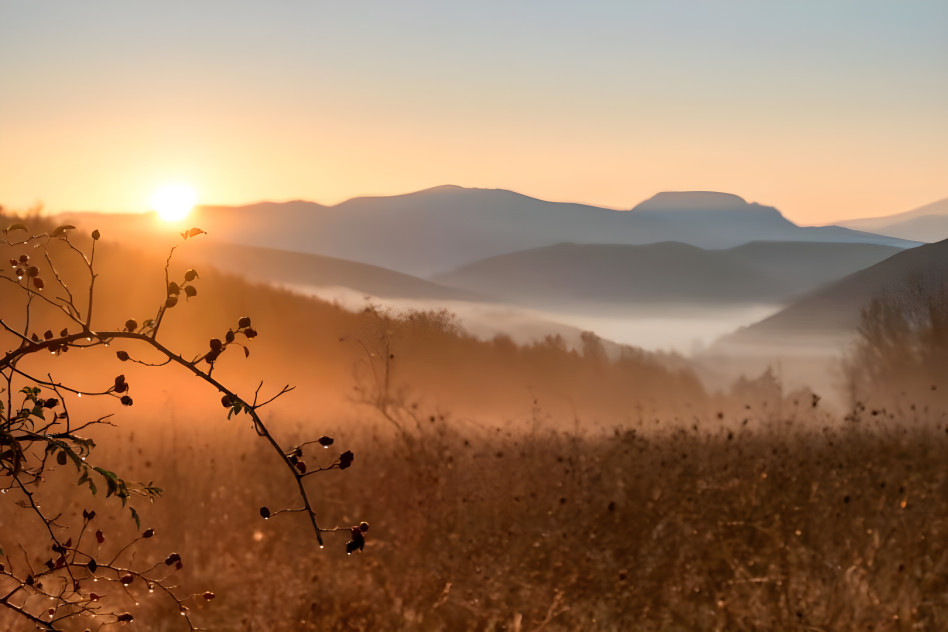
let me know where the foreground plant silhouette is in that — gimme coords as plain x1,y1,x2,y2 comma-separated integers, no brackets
0,219,363,630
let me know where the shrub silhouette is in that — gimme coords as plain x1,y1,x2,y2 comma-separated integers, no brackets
0,216,362,630
845,277,948,408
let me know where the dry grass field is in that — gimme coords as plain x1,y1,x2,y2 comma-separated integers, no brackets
5,392,947,631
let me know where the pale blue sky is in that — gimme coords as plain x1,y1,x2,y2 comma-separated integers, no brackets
2,1,946,222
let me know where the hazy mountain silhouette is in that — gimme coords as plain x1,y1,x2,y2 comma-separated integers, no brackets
185,242,480,301
433,241,902,308
838,197,948,242
725,241,904,295
720,238,948,347
190,186,916,276
49,210,479,301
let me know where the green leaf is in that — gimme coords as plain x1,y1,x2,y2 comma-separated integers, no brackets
130,507,141,530
78,471,97,496
93,466,118,481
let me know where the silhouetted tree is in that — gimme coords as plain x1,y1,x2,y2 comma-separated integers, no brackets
844,276,948,408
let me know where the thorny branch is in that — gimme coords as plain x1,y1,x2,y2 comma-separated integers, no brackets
0,220,363,630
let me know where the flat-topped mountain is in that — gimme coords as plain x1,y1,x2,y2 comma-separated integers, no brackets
635,191,755,211
633,191,787,222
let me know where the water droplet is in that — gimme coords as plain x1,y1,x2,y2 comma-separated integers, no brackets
77,393,82,398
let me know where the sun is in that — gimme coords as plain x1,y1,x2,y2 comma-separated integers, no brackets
150,183,197,222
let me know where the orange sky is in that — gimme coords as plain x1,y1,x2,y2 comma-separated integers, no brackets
2,2,946,225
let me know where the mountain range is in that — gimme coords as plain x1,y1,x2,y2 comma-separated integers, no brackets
718,237,948,351
188,186,917,276
433,241,902,308
54,186,944,358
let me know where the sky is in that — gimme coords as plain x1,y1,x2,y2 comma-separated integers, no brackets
1,1,946,225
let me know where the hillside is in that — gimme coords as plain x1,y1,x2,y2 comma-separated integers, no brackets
726,241,904,297
434,241,903,308
183,241,479,301
718,238,948,350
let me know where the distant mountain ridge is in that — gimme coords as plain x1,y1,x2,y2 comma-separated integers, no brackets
637,191,756,211
838,197,948,242
189,186,917,276
434,241,903,309
185,242,480,302
719,238,948,349
634,191,787,221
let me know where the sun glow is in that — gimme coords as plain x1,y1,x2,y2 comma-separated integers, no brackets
150,183,197,222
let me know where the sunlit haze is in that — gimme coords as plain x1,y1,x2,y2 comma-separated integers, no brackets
1,2,945,224
150,183,196,222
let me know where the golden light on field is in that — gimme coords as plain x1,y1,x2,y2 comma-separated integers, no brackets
150,183,197,222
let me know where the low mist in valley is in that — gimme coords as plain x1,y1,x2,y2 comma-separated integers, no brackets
278,282,782,352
